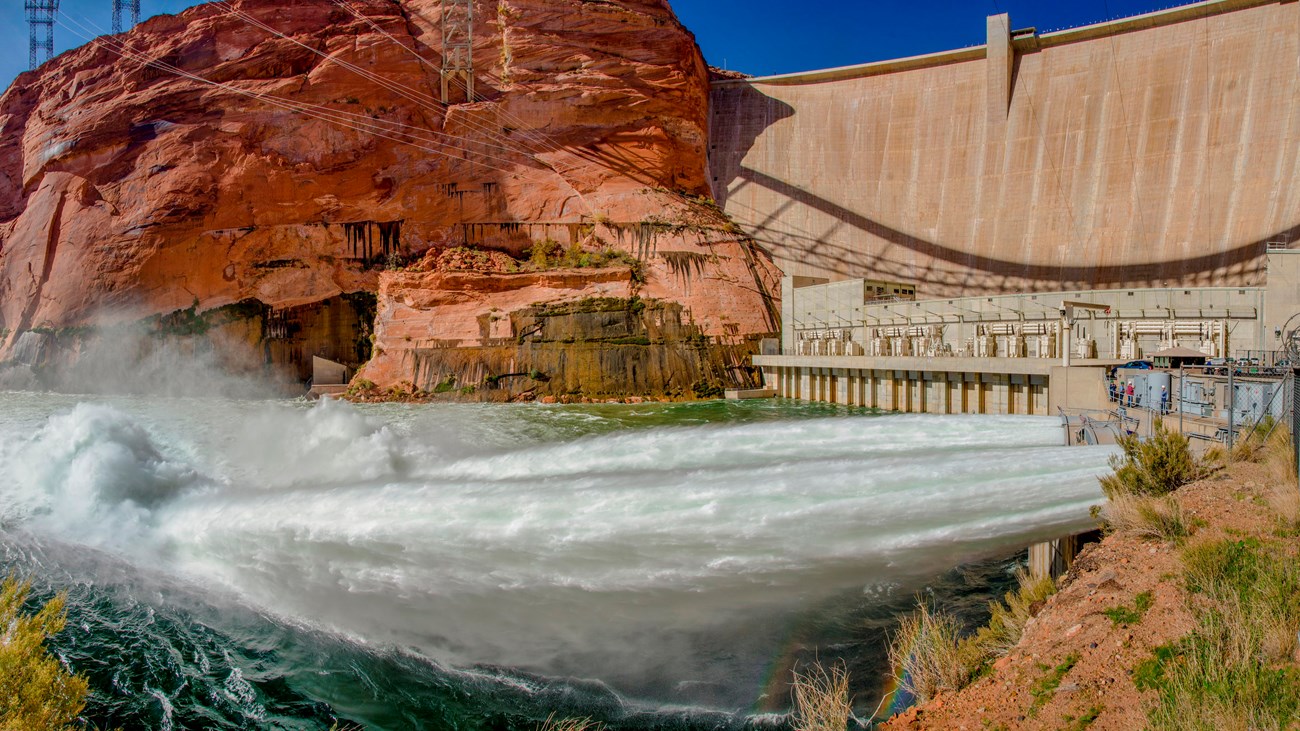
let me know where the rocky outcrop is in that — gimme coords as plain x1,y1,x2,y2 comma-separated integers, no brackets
0,0,778,395
363,256,767,399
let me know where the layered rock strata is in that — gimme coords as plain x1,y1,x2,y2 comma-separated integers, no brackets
0,0,778,396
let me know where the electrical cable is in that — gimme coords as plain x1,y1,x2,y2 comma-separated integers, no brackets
57,11,560,183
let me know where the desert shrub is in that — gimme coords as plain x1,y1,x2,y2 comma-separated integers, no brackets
528,238,562,268
1101,494,1190,542
527,238,640,272
345,378,376,397
887,603,968,703
0,577,89,731
691,380,725,399
1099,420,1200,499
789,662,852,731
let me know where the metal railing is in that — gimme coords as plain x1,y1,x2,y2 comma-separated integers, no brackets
1059,407,1138,445
1228,350,1292,370
1105,358,1300,495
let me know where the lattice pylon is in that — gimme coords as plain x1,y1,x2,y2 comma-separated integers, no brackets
112,0,141,34
440,0,473,104
25,0,58,70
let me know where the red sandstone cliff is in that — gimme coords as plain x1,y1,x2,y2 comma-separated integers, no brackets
0,0,778,395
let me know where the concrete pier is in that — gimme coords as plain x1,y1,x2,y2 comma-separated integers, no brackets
1029,535,1081,580
754,355,1111,415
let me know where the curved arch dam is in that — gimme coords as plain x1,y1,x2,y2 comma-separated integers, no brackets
709,0,1300,295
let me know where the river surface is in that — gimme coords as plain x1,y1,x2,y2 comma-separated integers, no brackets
0,393,1114,729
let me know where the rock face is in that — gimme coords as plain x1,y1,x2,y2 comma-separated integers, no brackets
0,0,778,396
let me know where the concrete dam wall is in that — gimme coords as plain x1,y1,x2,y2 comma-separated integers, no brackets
709,0,1300,297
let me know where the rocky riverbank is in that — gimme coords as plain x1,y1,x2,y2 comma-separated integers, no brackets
882,455,1300,730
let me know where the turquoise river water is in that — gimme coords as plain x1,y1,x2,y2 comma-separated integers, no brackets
0,393,1115,729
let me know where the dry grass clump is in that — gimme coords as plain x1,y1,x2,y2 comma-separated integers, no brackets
1181,539,1300,666
790,661,853,731
886,603,968,704
1226,422,1300,533
1102,494,1191,542
538,713,604,731
0,576,88,731
1229,415,1290,466
886,569,1062,707
963,569,1058,660
1258,430,1300,533
1270,484,1300,534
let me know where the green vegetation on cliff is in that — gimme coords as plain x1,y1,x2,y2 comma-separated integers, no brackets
526,239,643,280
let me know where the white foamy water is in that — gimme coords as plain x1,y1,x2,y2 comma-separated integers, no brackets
0,392,1114,707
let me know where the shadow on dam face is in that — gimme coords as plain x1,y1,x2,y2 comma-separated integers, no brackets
709,21,1300,296
709,84,795,209
730,165,1300,293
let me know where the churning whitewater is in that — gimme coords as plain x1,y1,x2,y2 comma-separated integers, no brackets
0,393,1115,728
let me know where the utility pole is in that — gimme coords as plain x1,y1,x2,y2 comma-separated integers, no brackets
1227,364,1235,447
25,0,59,70
112,0,141,34
1179,364,1184,436
440,0,473,104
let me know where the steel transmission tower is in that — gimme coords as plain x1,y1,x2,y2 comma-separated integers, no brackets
112,0,141,34
440,0,473,103
25,0,59,70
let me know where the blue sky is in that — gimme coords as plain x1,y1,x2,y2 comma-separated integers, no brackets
676,0,1200,76
3,0,1198,89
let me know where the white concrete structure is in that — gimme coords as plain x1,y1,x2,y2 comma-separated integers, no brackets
756,250,1300,414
